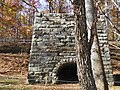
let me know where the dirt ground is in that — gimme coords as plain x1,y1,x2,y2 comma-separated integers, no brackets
0,53,120,90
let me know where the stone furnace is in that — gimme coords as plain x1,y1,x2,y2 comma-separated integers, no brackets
28,13,114,85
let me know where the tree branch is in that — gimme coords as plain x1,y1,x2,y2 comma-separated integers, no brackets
95,0,120,34
111,0,120,11
22,0,39,12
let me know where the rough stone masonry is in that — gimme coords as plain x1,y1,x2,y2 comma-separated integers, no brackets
28,13,114,85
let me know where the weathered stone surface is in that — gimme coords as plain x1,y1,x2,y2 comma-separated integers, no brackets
28,13,114,85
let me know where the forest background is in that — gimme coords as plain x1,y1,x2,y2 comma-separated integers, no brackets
0,0,120,90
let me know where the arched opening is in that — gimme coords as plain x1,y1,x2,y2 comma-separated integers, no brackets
56,62,78,83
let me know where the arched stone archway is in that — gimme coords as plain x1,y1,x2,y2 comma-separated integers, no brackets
52,59,78,84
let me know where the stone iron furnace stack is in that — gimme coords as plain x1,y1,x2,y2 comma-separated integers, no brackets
28,13,114,85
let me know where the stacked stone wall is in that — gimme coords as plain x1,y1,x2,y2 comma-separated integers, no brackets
28,13,76,83
28,13,114,84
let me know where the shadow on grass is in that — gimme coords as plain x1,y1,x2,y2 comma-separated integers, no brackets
0,87,28,90
0,87,15,90
0,81,18,85
113,74,120,86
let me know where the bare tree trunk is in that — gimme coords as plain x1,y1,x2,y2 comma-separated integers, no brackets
91,35,109,90
73,0,97,90
85,0,109,90
48,1,53,13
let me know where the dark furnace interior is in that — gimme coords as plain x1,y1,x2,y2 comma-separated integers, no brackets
56,62,78,84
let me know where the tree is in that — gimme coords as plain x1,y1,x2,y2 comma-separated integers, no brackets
46,0,71,13
85,0,108,90
0,0,38,39
0,0,23,38
73,0,97,89
22,0,39,12
85,0,109,90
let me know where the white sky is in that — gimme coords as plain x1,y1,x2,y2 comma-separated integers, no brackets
39,0,49,11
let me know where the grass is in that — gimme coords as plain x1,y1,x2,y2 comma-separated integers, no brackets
0,77,120,90
0,86,29,90
0,73,120,90
0,78,19,85
0,76,21,85
0,75,29,90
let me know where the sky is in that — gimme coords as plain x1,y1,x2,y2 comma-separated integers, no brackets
39,0,49,11
38,0,72,12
